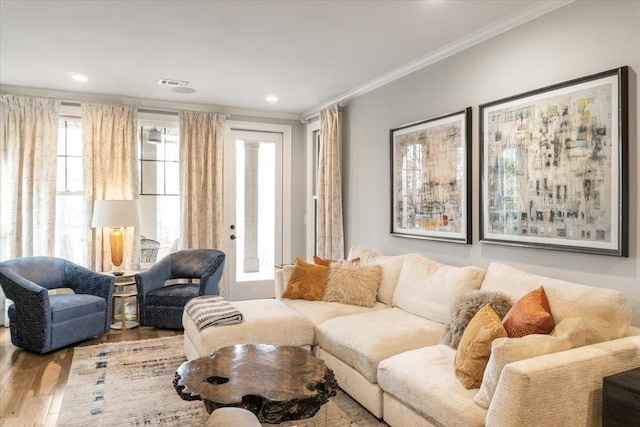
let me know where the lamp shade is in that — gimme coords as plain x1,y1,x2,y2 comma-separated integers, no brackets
91,200,141,228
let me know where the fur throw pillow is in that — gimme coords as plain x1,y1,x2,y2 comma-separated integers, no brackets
441,290,513,349
323,263,382,307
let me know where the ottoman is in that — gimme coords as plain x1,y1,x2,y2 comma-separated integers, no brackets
205,408,260,427
183,299,315,359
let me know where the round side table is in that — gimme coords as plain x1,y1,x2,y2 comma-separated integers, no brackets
110,271,139,330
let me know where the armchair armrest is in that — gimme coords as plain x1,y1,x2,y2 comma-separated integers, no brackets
486,336,640,427
136,259,172,296
63,261,115,302
0,267,50,348
0,267,49,310
198,255,225,296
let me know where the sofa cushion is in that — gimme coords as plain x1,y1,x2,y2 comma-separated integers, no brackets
182,299,315,357
281,258,328,301
474,317,586,409
282,299,388,329
323,263,382,307
378,345,487,427
441,290,513,349
392,253,486,324
316,307,444,383
502,286,555,338
454,304,507,389
480,263,633,344
347,246,405,306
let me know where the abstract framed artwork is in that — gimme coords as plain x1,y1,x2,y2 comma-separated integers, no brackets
480,67,628,256
391,108,471,244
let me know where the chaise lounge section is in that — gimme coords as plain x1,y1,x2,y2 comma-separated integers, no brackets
182,246,640,426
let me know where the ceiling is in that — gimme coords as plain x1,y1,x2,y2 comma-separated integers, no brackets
0,1,569,118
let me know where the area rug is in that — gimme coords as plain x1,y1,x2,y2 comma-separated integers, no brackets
57,336,387,426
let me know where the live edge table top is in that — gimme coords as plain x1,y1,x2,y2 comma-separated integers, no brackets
173,344,338,424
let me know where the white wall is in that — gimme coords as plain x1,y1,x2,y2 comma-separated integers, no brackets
341,1,640,325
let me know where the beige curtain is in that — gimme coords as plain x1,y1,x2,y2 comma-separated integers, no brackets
82,103,139,272
316,104,345,260
179,111,226,294
179,111,225,250
0,95,60,259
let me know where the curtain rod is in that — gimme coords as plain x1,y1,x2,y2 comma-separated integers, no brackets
60,102,230,119
301,103,343,124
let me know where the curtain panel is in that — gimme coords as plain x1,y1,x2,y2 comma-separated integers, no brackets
82,103,139,272
179,111,225,250
316,104,345,260
178,111,226,295
0,94,59,325
0,95,60,260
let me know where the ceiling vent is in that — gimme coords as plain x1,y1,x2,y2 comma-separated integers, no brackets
158,78,188,87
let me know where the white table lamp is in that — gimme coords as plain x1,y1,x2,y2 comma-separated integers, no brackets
91,200,141,272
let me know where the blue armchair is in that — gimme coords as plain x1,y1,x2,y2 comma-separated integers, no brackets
0,256,114,354
135,249,225,330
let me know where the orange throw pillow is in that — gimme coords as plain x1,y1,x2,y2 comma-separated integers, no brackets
502,286,555,338
313,256,334,267
281,258,329,301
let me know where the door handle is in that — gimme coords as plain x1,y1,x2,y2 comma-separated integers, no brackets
230,235,236,240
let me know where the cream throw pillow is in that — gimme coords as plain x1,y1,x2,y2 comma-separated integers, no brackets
454,304,508,389
323,263,382,307
473,317,586,408
393,253,486,324
347,246,405,306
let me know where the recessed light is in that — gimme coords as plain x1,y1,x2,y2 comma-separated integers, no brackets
71,74,88,82
266,95,278,103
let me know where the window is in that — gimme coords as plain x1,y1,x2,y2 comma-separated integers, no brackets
55,119,84,264
138,124,180,262
305,121,321,258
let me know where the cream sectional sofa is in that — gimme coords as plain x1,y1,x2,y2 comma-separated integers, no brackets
182,246,640,427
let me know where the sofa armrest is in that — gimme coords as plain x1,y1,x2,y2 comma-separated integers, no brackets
626,325,640,336
275,269,285,299
274,265,294,300
486,336,640,427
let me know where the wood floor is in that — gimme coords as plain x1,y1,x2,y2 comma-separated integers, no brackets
0,326,182,427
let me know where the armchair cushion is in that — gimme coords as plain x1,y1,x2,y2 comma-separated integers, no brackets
145,284,199,307
50,294,108,323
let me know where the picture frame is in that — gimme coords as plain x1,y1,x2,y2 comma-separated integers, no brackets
390,108,471,244
480,66,628,257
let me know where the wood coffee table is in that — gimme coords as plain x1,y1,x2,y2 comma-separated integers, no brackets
174,344,338,424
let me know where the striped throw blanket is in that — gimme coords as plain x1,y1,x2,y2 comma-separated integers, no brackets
185,296,243,330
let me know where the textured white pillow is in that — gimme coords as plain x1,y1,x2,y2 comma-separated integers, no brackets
323,263,382,307
473,317,586,408
347,246,405,305
481,263,633,344
392,253,486,324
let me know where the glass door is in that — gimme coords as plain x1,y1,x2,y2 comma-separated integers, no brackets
226,129,283,300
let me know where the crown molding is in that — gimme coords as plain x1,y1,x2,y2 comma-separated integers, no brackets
0,84,302,122
302,0,574,121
